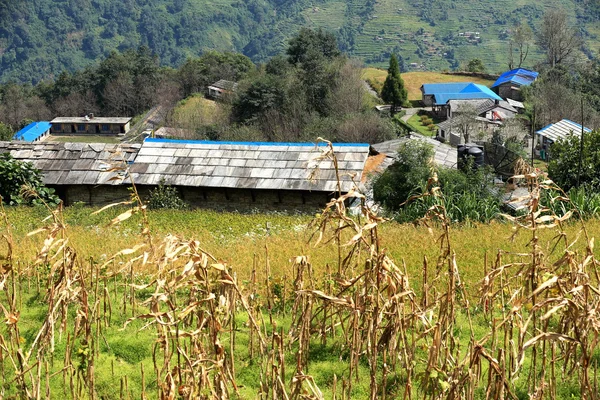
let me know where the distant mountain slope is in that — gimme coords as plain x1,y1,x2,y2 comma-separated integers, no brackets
0,0,597,83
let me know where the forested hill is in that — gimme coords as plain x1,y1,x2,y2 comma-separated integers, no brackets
1,0,599,84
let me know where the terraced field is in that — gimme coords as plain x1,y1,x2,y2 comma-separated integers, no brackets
304,0,589,73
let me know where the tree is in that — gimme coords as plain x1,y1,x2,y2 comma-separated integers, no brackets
380,54,407,115
452,103,480,143
0,153,60,206
508,22,533,69
466,58,485,73
537,9,583,67
0,122,13,141
372,141,434,210
547,129,600,192
286,28,340,66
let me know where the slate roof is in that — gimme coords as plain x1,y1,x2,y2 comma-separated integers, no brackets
475,99,518,116
421,82,502,105
491,68,538,88
208,80,238,92
506,98,525,109
371,134,457,169
0,142,140,186
51,117,132,124
535,119,591,143
0,139,369,193
130,139,369,192
13,122,52,142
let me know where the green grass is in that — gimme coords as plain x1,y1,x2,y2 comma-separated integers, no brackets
2,204,598,398
407,113,437,136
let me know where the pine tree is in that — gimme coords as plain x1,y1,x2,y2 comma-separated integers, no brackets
381,54,408,115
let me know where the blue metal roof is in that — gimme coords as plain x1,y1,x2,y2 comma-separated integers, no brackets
144,138,370,147
13,122,52,142
491,68,538,88
421,82,502,105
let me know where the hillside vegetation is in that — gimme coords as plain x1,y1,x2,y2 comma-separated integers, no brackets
0,0,597,83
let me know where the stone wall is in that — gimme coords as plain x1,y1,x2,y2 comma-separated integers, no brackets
54,185,332,213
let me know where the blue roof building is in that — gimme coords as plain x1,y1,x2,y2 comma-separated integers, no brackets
13,122,52,142
491,68,538,101
491,68,538,88
421,82,502,107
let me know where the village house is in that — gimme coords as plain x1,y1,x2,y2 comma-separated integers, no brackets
535,119,591,160
207,80,238,99
0,139,370,212
491,68,538,101
13,121,52,142
50,115,131,135
420,82,503,117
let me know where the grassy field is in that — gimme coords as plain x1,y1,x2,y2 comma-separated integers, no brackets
362,68,495,100
169,94,225,134
2,197,600,398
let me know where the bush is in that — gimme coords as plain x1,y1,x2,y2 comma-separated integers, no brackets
0,153,60,206
147,180,188,209
427,123,436,131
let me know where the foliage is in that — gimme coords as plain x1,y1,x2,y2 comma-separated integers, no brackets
372,141,435,210
547,129,600,191
466,58,485,73
286,28,340,66
380,54,408,114
0,121,13,141
373,141,501,222
0,153,59,206
147,180,188,210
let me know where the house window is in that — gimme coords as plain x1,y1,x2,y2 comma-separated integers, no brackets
102,124,110,131
78,124,85,132
53,124,61,132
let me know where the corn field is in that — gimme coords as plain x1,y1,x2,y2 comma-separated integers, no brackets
1,147,600,399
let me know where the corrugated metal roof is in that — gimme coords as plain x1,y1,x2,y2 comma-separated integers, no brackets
421,82,502,105
506,98,525,109
13,122,52,142
0,142,140,186
535,119,591,143
491,68,538,88
51,117,132,124
134,139,369,192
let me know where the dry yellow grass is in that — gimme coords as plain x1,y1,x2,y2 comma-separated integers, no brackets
6,207,599,298
362,68,495,100
170,94,225,131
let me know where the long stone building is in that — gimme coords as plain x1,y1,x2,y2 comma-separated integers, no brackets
0,139,370,212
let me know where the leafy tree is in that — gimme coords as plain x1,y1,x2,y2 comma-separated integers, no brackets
380,54,407,115
548,129,600,191
537,9,583,67
0,153,60,206
0,122,13,141
372,141,434,209
286,28,340,65
466,58,485,73
232,75,287,123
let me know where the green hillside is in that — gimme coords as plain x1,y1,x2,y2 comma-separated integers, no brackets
0,0,598,83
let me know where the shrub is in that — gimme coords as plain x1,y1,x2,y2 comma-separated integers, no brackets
147,180,188,209
0,153,60,206
427,123,436,131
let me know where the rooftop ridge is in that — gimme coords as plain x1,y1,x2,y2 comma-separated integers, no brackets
144,138,370,147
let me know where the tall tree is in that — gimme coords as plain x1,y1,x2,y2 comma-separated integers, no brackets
380,54,407,115
537,9,583,67
508,22,533,69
